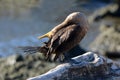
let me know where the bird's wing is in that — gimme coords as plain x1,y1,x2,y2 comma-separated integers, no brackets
49,24,79,53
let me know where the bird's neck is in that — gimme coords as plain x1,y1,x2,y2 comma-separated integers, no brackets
51,21,66,34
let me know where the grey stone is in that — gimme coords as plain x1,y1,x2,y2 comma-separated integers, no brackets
28,52,120,80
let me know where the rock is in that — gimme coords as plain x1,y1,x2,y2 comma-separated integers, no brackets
16,54,25,62
90,24,120,59
27,52,120,80
0,53,58,80
0,45,86,80
88,3,120,23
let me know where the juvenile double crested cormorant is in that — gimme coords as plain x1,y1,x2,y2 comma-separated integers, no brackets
38,12,89,61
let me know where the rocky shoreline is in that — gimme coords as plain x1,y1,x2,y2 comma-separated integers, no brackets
0,53,58,80
0,0,120,80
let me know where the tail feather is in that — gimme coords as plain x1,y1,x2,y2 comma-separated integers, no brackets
18,38,52,60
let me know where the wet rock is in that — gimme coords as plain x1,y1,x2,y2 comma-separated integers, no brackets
0,53,58,80
90,24,120,59
16,55,24,62
88,3,120,23
27,52,120,80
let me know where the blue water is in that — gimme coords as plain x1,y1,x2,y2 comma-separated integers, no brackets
0,33,50,57
0,17,54,57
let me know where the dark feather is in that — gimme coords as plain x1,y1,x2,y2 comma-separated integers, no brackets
50,24,78,53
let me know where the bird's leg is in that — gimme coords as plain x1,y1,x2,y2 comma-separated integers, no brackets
45,54,50,61
53,53,59,61
52,53,65,62
45,50,52,61
50,54,57,61
45,52,49,60
46,55,52,61
37,31,53,39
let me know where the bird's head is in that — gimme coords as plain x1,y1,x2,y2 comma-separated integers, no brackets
65,12,88,27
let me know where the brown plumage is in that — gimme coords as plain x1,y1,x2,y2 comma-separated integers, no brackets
38,12,89,61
